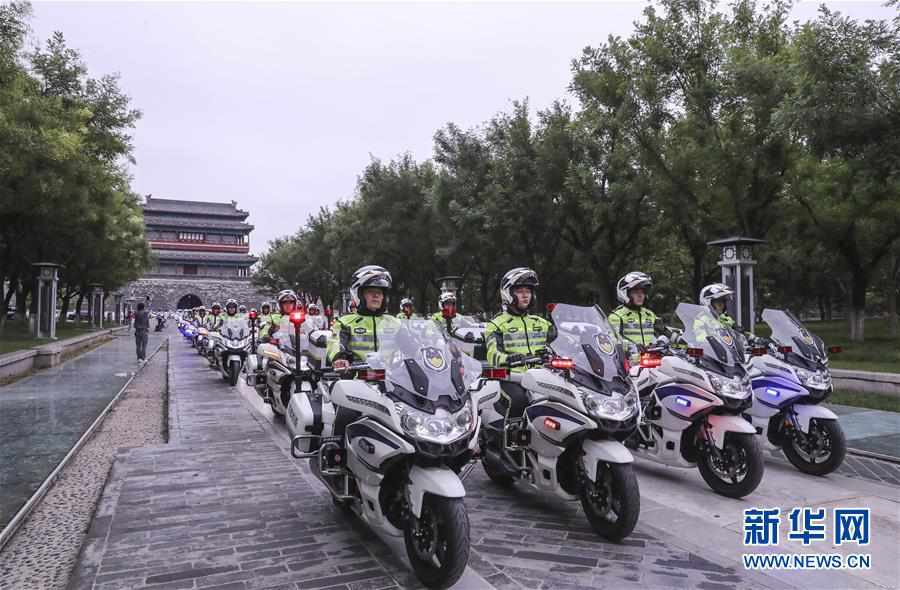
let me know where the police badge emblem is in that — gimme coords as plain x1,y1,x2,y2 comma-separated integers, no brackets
597,333,615,355
717,327,734,347
422,347,446,371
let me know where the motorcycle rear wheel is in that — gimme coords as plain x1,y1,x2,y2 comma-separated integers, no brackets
404,495,469,590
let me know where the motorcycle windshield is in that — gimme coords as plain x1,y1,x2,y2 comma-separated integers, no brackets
761,309,826,364
550,304,629,392
221,317,248,340
676,303,745,374
366,318,481,413
451,315,485,342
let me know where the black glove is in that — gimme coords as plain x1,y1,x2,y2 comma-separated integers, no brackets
506,353,525,366
535,348,551,362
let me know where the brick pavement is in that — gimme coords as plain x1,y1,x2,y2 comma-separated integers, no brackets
70,339,900,590
68,340,400,590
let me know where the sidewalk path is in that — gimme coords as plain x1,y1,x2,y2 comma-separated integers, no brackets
0,332,164,529
827,403,900,460
68,337,401,590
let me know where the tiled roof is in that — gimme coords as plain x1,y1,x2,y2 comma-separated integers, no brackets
144,215,253,232
143,197,249,219
152,249,258,264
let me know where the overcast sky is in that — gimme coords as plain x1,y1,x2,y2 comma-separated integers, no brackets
27,1,898,254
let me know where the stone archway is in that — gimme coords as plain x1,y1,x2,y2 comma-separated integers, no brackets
176,293,203,310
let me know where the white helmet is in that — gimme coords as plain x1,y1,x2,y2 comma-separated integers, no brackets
616,271,652,304
349,265,392,307
308,302,320,314
699,283,734,314
438,291,456,306
400,297,414,308
500,267,539,308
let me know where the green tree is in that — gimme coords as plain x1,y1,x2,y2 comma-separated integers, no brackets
781,7,900,340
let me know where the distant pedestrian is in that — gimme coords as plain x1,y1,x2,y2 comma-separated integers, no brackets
134,303,150,362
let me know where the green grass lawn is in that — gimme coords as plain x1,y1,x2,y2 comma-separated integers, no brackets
0,320,101,355
828,390,900,414
755,318,899,374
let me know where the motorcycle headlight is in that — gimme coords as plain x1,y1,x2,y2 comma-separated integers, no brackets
796,368,829,389
396,404,473,444
709,374,751,399
581,390,637,421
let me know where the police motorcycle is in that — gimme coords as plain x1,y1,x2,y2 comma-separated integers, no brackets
477,303,640,541
291,319,483,589
744,309,846,475
625,303,763,498
255,309,333,416
212,314,253,386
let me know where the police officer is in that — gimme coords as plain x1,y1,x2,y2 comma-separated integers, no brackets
327,265,401,370
205,302,223,332
268,290,299,338
224,298,241,319
397,297,415,319
608,271,664,352
699,283,736,328
431,292,457,324
484,267,554,420
305,301,329,331
257,301,275,332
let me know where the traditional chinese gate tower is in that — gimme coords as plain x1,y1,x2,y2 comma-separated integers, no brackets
122,197,270,311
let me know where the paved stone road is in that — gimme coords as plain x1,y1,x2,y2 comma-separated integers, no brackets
0,332,164,529
69,338,400,590
69,340,900,589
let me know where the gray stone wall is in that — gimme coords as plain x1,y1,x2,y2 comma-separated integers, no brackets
116,278,273,311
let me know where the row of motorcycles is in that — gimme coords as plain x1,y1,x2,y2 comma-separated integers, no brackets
177,302,845,590
178,314,254,386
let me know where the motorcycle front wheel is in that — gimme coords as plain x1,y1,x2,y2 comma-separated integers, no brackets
783,419,846,476
580,462,640,542
404,495,469,589
228,360,241,386
697,433,764,498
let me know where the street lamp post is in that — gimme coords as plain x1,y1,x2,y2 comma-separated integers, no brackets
707,237,766,332
32,263,62,339
88,284,105,329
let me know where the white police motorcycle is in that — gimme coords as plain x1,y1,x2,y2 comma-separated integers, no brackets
745,309,846,475
213,315,253,386
626,303,763,498
291,319,483,589
253,311,332,416
478,303,640,541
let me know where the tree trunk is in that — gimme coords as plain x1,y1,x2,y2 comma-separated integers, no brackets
889,253,898,339
59,287,72,326
74,293,84,324
888,283,898,339
849,269,868,342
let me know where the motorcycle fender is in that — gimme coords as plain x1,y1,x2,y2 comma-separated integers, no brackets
705,414,756,449
792,404,838,433
407,465,465,518
226,355,241,364
581,440,634,481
